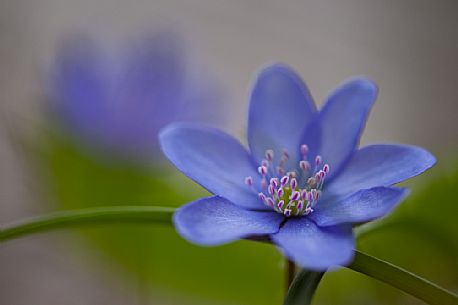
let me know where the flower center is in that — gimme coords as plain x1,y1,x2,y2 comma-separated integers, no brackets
245,144,329,217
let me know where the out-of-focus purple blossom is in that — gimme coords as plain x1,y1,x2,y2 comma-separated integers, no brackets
49,31,226,162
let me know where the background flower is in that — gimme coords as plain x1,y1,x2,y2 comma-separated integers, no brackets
48,30,226,162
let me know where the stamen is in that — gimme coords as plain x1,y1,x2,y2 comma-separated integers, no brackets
307,177,317,188
301,190,307,200
261,178,268,190
268,184,275,195
282,149,290,160
290,191,300,201
323,164,330,173
246,146,330,218
311,189,318,201
315,155,322,166
270,178,278,188
315,173,322,183
299,160,310,172
258,166,267,176
265,149,274,162
287,171,297,178
300,144,309,157
290,178,297,190
266,197,275,207
280,176,289,186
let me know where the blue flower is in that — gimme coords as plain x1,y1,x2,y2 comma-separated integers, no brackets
159,64,436,270
49,31,226,161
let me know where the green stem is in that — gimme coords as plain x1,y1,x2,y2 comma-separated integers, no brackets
348,250,458,305
286,259,296,293
0,206,174,243
0,206,456,305
283,269,325,305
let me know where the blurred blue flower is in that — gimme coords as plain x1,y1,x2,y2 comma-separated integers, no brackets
160,64,436,271
49,31,226,161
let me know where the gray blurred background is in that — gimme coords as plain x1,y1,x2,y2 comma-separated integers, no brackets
1,0,457,304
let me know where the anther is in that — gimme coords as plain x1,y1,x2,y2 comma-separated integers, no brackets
299,160,310,171
307,191,314,202
315,173,322,183
277,200,285,209
290,191,300,201
323,164,330,173
258,166,267,176
290,178,297,190
282,149,290,160
300,144,309,156
244,176,253,186
307,177,317,187
266,197,275,207
265,149,274,162
319,170,325,179
277,188,284,197
280,176,289,186
284,209,292,217
315,155,322,166
268,184,275,195
270,178,278,188
261,178,268,190
287,171,297,178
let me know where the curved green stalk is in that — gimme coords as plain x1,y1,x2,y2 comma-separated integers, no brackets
0,206,174,242
348,250,458,305
0,206,456,305
283,269,325,305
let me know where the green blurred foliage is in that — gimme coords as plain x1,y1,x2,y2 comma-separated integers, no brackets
36,131,284,305
36,130,457,305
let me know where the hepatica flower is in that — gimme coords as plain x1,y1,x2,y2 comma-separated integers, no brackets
160,65,435,270
50,31,225,161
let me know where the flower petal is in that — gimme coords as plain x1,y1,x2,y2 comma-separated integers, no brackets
174,196,284,245
310,187,408,227
248,64,317,168
323,144,436,201
303,78,378,179
272,218,354,271
160,123,267,210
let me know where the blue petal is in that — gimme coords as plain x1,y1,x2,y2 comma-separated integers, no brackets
272,218,354,271
248,64,317,168
174,196,284,246
323,144,436,201
302,78,378,179
160,123,268,210
310,187,408,227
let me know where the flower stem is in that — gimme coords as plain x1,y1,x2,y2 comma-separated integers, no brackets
286,259,296,292
0,206,174,243
348,250,458,305
0,206,456,305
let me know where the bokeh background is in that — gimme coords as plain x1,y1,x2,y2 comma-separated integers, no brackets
0,1,457,305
